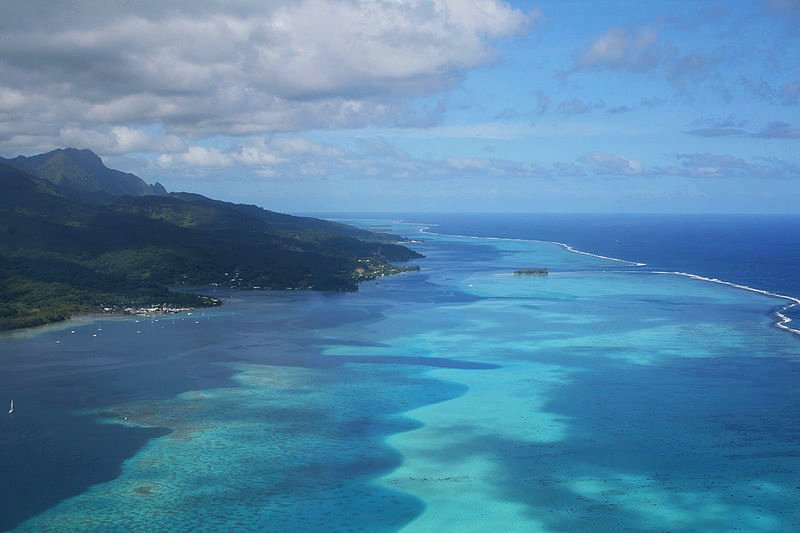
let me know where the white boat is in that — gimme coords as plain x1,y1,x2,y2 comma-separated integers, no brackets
8,400,13,414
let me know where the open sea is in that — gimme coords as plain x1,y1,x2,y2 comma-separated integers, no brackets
1,213,800,531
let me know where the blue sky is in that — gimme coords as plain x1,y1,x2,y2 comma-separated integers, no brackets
1,0,798,213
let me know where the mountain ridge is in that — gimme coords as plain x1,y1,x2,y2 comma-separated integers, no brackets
0,147,166,197
0,149,422,331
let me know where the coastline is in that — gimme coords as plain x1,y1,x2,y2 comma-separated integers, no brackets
408,219,800,337
0,258,422,334
651,271,800,335
5,215,800,530
416,223,646,267
2,290,432,532
0,299,218,336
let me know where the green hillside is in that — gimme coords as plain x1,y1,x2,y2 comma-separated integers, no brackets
0,148,165,197
0,155,421,331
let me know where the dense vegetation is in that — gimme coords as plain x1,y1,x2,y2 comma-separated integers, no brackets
0,148,166,197
0,151,422,331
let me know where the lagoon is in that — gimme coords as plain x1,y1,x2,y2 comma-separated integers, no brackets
2,215,799,531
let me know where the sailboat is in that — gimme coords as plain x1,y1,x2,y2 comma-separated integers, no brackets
8,400,13,414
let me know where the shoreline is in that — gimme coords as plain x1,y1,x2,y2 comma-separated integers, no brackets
0,299,219,336
651,271,800,335
408,220,800,337
415,223,646,267
0,263,418,334
0,306,205,340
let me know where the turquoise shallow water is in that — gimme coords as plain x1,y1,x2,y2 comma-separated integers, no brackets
2,219,800,531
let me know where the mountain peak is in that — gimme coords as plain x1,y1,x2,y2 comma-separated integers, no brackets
58,147,103,162
0,148,165,197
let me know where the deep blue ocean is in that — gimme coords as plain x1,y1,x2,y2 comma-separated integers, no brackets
394,213,800,299
1,213,799,531
378,213,800,325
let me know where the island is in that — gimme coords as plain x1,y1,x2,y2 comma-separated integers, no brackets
0,148,423,331
514,268,549,275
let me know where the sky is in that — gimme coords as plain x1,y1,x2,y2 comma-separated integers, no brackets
1,0,798,213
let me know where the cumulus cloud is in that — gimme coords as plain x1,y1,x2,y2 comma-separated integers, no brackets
155,136,346,169
157,146,234,168
553,161,587,177
58,126,187,154
576,27,661,72
674,153,748,177
147,134,568,183
0,0,534,153
569,25,723,95
683,117,747,137
555,98,605,116
666,53,719,92
268,137,343,158
655,152,799,179
753,121,800,138
444,157,550,178
354,137,412,160
740,77,800,106
579,151,644,175
145,135,800,186
684,119,800,138
529,94,605,118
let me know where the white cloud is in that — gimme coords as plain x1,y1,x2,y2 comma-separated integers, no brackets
0,0,534,153
553,162,587,177
555,98,605,116
57,126,187,155
444,157,550,178
570,25,723,94
653,152,799,179
0,87,28,111
158,146,233,168
154,136,345,170
684,119,800,139
270,137,342,157
576,27,661,71
754,121,800,138
237,146,285,166
677,153,745,177
579,151,644,175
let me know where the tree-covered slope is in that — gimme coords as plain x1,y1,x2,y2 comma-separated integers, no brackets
0,148,166,197
0,157,421,331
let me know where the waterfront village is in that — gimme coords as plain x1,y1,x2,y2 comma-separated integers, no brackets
97,259,420,318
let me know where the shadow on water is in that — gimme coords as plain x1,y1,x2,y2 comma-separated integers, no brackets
239,371,468,532
426,354,800,531
227,347,502,370
0,295,480,531
0,414,168,532
0,327,241,531
335,355,500,370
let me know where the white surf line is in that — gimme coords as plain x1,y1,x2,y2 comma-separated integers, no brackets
652,271,800,336
412,221,800,336
550,241,646,267
416,224,646,267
